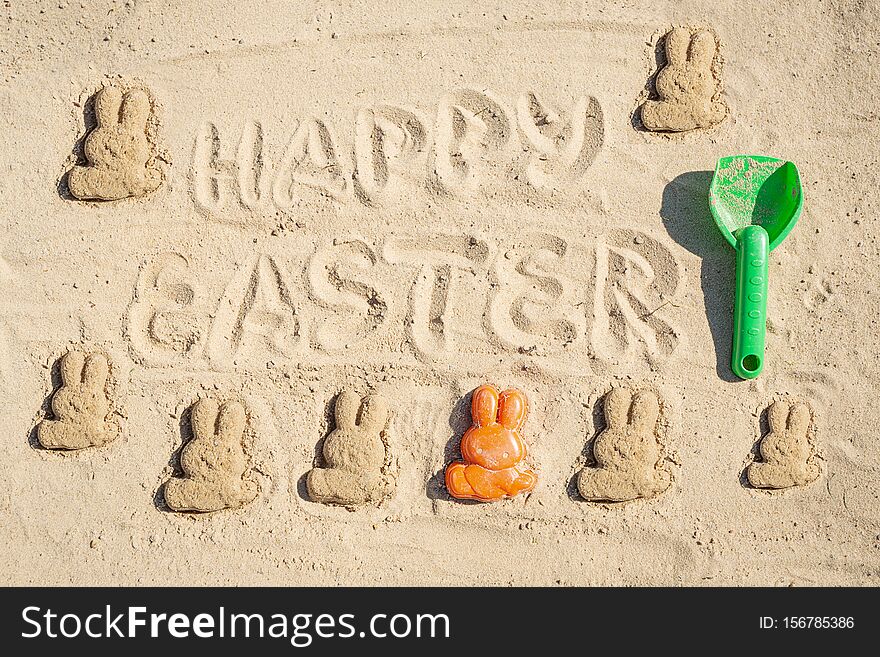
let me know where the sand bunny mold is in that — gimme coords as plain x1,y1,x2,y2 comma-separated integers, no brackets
307,392,394,506
37,350,117,450
67,85,163,200
164,398,258,512
640,27,727,132
445,385,537,502
747,401,820,489
577,388,671,502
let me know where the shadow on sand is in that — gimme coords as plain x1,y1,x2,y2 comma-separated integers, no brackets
660,170,737,382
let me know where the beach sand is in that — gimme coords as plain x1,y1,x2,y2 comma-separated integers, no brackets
1,0,878,585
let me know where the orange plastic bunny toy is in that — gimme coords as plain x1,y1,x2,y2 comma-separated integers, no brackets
445,385,537,501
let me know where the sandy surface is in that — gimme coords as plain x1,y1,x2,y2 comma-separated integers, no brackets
1,0,878,586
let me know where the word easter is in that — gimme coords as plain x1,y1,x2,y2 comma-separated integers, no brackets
126,229,680,371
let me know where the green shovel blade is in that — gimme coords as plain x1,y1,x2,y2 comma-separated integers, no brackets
709,156,803,379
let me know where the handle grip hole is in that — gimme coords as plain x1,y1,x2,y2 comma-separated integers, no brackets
741,354,761,373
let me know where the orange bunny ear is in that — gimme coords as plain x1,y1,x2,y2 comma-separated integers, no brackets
498,388,528,430
471,385,499,427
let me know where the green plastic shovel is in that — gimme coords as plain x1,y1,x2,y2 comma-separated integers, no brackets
709,155,803,379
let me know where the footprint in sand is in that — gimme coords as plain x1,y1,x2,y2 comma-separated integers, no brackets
803,272,838,311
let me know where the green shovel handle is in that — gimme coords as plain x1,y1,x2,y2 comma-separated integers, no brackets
732,225,769,379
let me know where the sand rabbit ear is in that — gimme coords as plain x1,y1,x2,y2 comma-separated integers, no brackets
217,401,246,438
334,391,361,429
629,390,660,433
358,395,388,433
767,400,790,433
687,30,716,69
81,353,109,390
471,385,499,427
786,403,811,436
191,398,220,439
604,388,633,431
664,27,691,68
94,86,123,127
498,388,528,430
120,90,151,130
60,351,86,386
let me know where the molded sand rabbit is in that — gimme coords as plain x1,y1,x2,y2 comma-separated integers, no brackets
747,401,819,489
37,350,116,450
577,388,670,502
68,85,162,200
307,391,392,506
164,398,257,512
640,27,726,132
445,385,537,502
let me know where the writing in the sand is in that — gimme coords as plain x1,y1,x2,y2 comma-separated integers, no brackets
190,89,604,209
125,230,680,372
